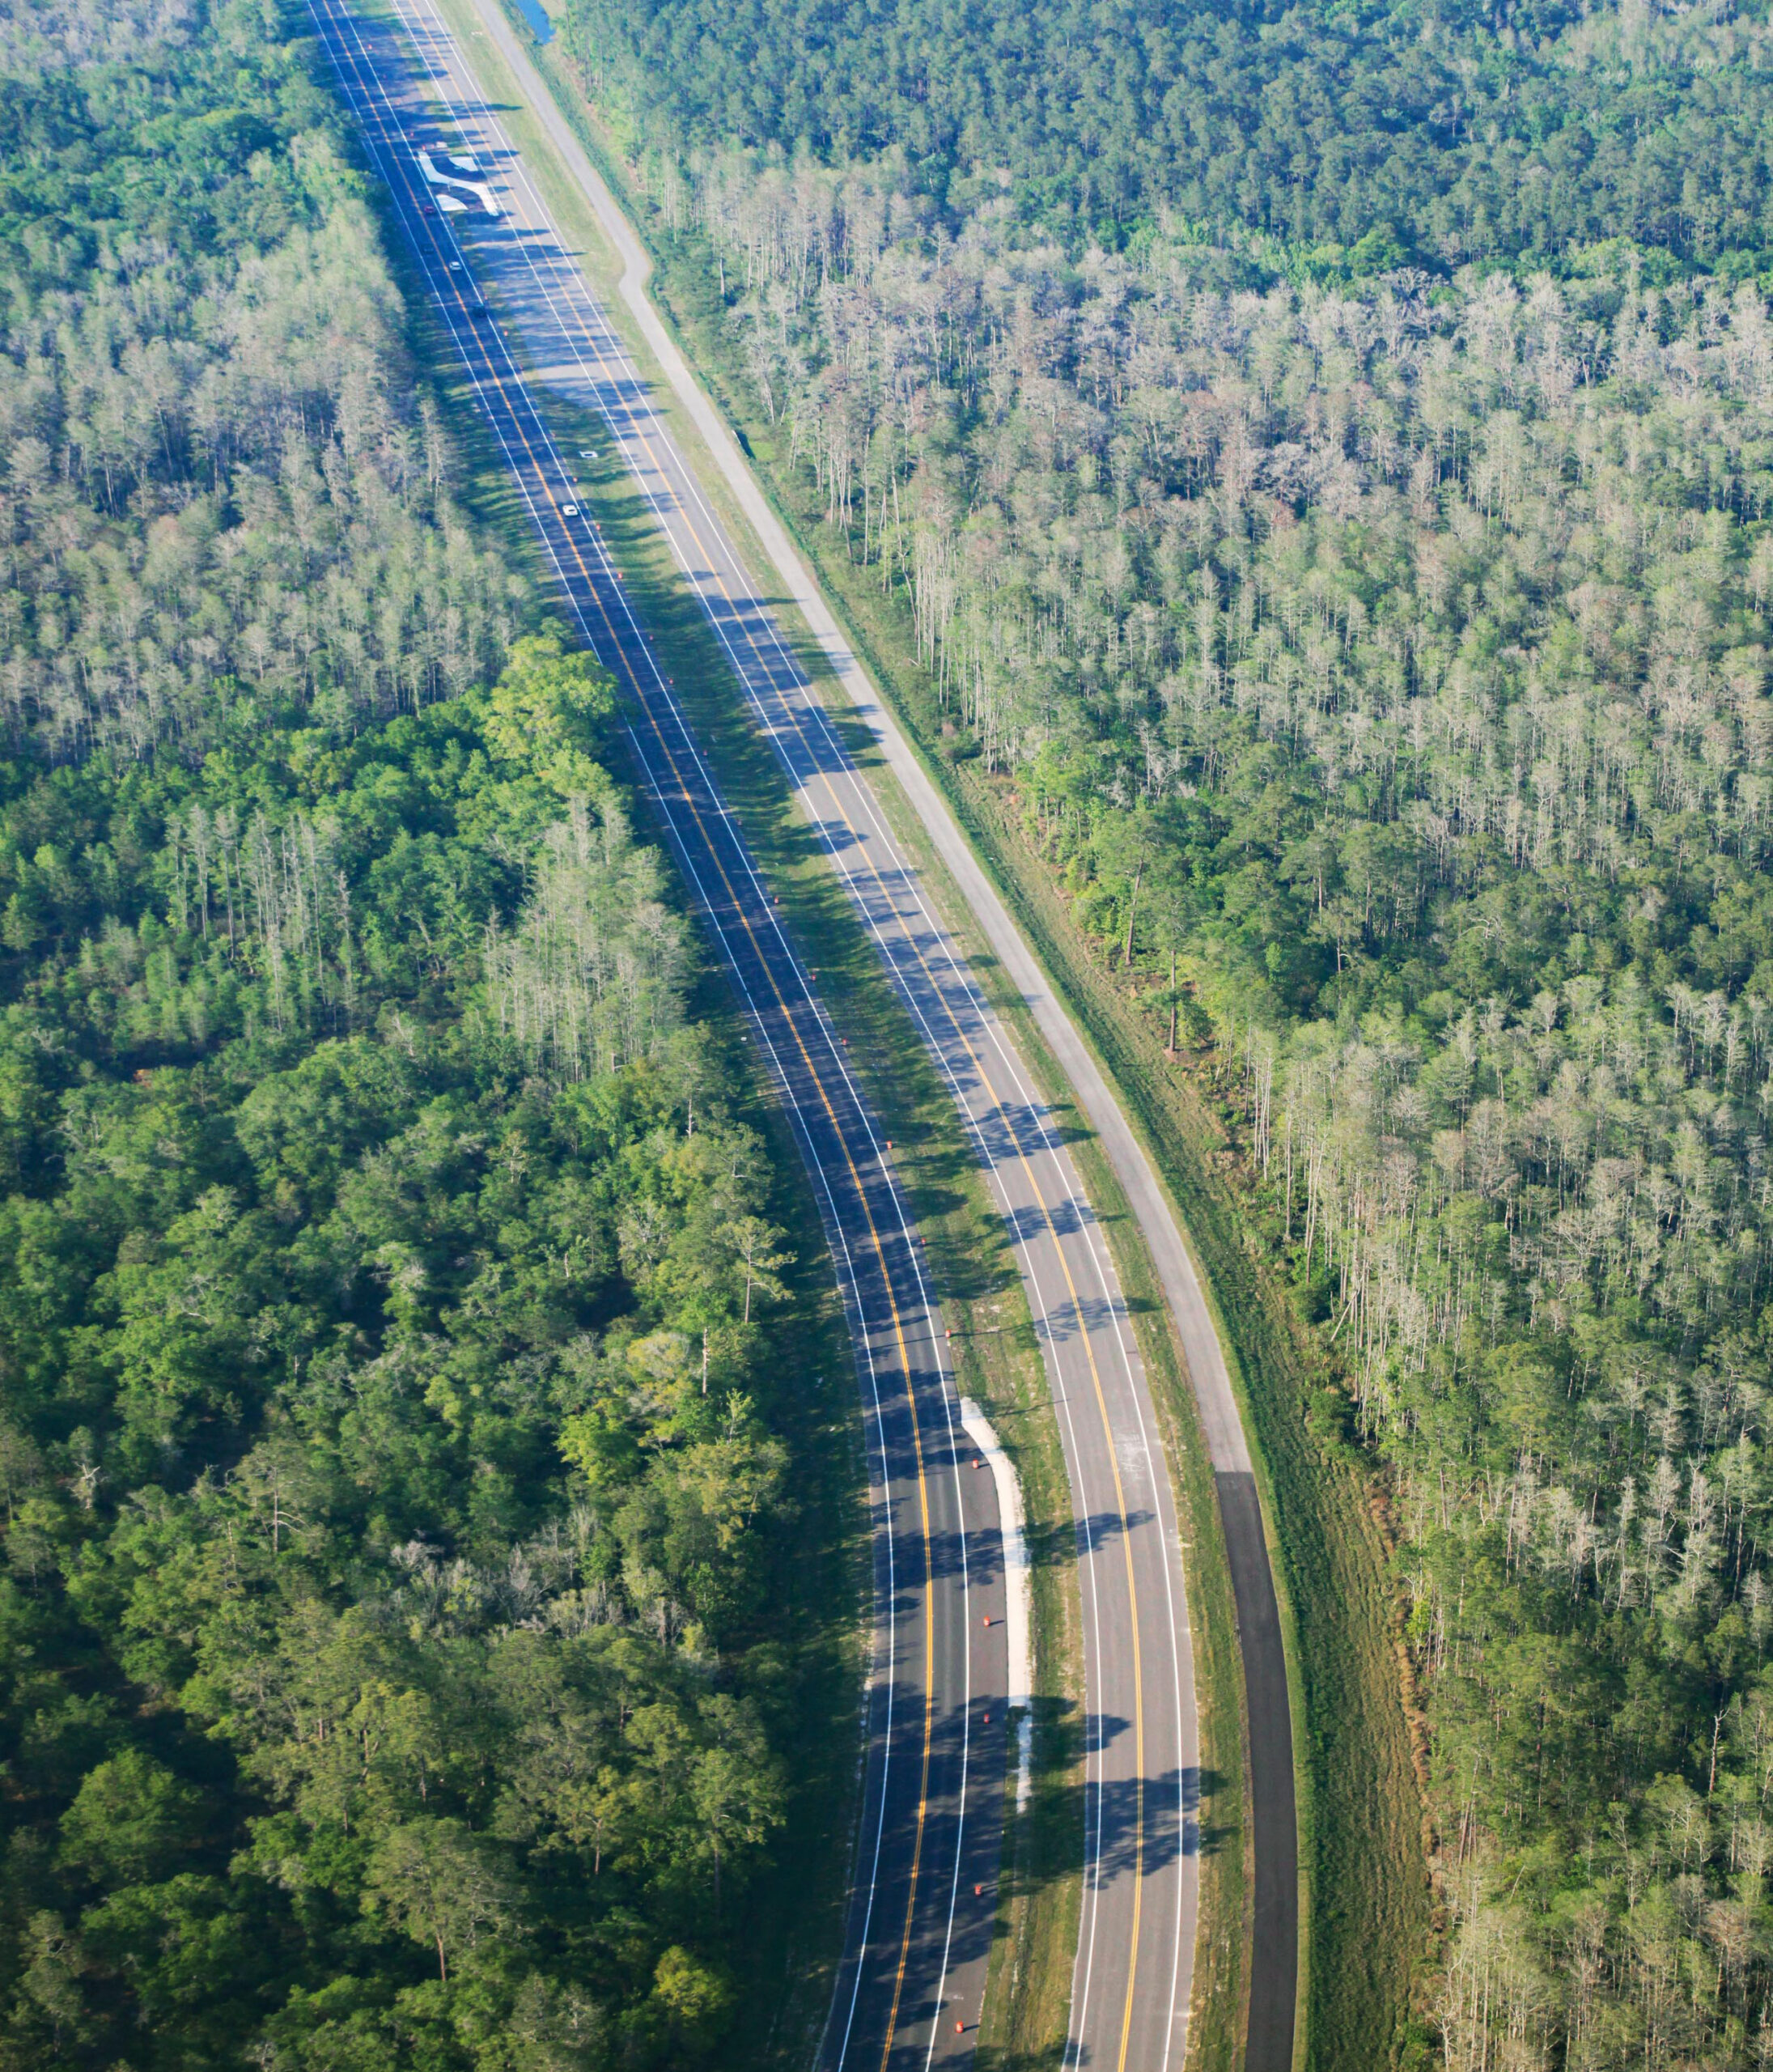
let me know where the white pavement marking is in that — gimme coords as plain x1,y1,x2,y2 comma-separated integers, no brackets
957,1399,1032,1811
416,146,498,211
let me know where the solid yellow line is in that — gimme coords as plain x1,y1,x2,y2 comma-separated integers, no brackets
579,282,1150,2066
330,27,947,2057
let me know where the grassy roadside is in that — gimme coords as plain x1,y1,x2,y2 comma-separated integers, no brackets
944,792,1429,2072
953,891,1253,2072
349,28,1093,2052
406,4,1257,2061
483,33,1434,2063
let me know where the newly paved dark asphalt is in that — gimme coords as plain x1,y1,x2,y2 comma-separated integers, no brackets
313,0,1225,2061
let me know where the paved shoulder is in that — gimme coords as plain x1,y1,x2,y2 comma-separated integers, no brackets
461,12,1301,2066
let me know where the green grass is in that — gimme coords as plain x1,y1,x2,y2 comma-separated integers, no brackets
379,125,1092,2067
963,936,1253,2072
638,549,1092,2072
488,68,1436,2065
952,801,1431,2072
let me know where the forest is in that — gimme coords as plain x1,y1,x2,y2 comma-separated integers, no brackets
565,0,1773,269
555,0,1773,2054
0,0,516,758
0,3,820,2067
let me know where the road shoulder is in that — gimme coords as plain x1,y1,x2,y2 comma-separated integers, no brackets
438,5,1296,2062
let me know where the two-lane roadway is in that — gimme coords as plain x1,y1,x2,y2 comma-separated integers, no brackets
308,3,1009,2058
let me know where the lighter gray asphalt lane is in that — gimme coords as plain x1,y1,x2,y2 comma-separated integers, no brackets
379,6,1203,2067
466,23,1298,2060
308,5,1007,2064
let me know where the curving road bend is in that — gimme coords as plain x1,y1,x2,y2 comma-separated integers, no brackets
389,6,1206,2065
462,21,1300,2068
308,3,1008,2059
316,0,1221,2063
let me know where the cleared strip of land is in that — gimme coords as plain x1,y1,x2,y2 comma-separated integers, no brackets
448,2,1300,2063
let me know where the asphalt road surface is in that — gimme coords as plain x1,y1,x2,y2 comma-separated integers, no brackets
309,5,1009,2059
458,18,1302,2065
314,1,1223,2062
466,14,1303,2062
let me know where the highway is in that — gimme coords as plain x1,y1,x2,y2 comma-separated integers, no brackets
308,5,1006,2059
462,24,1300,2070
312,0,1212,2063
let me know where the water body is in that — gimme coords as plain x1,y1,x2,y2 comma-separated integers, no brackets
511,0,553,41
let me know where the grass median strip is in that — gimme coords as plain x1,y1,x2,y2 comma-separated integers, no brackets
533,364,1090,2065
452,35,1261,2057
478,70,1433,2062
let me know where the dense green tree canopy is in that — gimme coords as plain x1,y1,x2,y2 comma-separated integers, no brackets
0,630,810,2066
0,5,821,2068
566,0,1773,269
